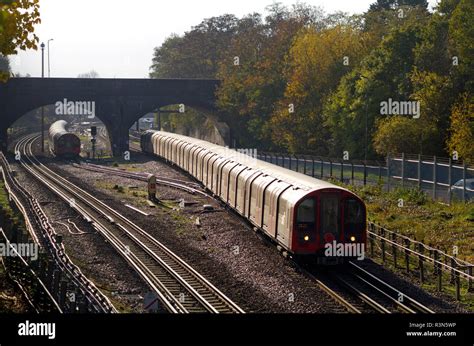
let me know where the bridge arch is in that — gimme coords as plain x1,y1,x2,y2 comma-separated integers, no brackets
0,77,220,155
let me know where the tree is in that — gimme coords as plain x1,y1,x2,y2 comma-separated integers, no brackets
150,15,238,79
269,24,370,154
77,70,99,78
448,0,474,92
216,4,326,149
0,0,41,81
369,0,428,11
324,16,428,158
373,115,435,155
447,93,474,161
0,54,10,74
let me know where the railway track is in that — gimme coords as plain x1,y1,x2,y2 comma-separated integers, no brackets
15,134,244,314
1,150,115,313
73,162,209,198
302,261,434,314
316,261,435,314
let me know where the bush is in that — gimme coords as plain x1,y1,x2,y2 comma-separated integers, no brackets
389,187,428,205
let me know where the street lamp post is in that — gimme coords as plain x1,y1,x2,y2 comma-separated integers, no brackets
41,42,45,152
47,38,54,77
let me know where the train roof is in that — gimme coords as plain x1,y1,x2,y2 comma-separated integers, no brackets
49,120,69,135
147,130,348,193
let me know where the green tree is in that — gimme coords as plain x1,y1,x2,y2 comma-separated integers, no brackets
447,93,474,161
0,0,40,81
217,3,326,149
269,24,370,154
150,15,238,79
324,16,428,158
448,0,474,92
0,54,10,75
373,115,436,155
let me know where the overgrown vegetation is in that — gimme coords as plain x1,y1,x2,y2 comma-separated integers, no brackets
347,182,474,263
0,181,30,312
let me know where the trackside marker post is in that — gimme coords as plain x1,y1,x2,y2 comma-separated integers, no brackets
147,174,156,201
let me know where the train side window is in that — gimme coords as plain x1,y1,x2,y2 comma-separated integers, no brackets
297,199,315,223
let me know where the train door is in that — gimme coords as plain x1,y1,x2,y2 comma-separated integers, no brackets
319,193,340,244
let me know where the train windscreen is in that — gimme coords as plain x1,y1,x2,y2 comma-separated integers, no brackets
344,199,365,242
296,198,315,243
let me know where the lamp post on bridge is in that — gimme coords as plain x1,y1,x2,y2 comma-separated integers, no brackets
47,38,54,77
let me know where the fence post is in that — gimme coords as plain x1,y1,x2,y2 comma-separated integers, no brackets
340,160,344,182
289,155,292,170
381,227,386,264
363,161,367,186
312,158,315,177
418,154,422,189
463,161,467,203
433,156,437,200
448,158,452,205
468,266,473,292
401,153,405,188
370,224,375,257
418,243,424,283
329,159,333,178
320,158,324,178
378,162,382,183
387,154,391,192
391,232,397,268
59,280,68,308
351,162,355,184
450,257,456,284
303,156,307,175
404,238,410,273
434,250,442,292
455,265,461,301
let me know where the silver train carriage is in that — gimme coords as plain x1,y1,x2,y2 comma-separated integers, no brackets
141,130,367,260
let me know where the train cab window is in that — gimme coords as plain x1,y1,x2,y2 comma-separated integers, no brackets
296,198,315,243
343,198,365,243
297,199,315,223
345,199,364,224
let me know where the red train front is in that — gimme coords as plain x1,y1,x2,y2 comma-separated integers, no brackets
292,189,367,263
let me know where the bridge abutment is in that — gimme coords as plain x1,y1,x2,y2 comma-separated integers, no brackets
0,127,8,152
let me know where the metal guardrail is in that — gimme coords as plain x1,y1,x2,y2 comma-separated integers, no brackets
367,221,473,301
0,151,116,313
258,152,474,204
0,227,62,313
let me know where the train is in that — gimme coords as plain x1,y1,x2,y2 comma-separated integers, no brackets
141,130,367,262
48,120,81,158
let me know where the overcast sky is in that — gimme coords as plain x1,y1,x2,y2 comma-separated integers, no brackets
10,0,440,78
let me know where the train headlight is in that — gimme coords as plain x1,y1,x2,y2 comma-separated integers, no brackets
350,236,356,242
304,235,309,241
